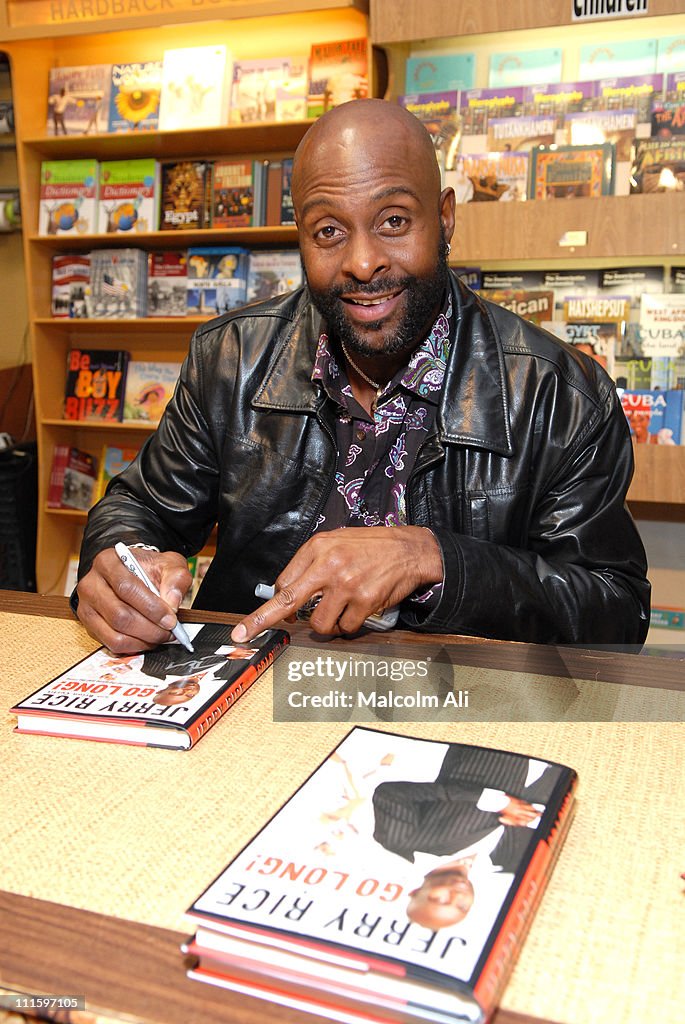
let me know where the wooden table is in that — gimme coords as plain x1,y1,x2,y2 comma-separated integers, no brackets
1,592,683,1024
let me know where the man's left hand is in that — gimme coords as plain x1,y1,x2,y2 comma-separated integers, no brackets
231,526,443,642
499,796,541,827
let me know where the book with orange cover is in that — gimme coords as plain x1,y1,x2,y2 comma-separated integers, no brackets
184,727,576,1022
10,625,289,750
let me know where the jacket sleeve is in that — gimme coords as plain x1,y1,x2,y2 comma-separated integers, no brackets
77,325,222,579
401,384,651,646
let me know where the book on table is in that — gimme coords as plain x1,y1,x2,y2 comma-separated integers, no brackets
10,625,289,751
183,726,576,1023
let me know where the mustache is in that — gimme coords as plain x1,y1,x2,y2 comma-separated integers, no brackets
327,277,414,299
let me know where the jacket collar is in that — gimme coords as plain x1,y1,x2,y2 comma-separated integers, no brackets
253,273,513,456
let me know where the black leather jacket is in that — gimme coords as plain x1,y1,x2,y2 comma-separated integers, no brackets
80,273,650,645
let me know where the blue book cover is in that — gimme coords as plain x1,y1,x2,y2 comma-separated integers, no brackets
108,61,162,133
657,35,685,74
187,247,249,316
488,49,562,88
619,388,684,445
579,40,657,81
405,53,475,93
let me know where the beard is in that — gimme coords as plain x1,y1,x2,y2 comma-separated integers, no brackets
305,234,451,359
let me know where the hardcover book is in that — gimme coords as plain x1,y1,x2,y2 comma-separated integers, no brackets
486,114,556,153
280,157,296,226
639,293,685,358
86,248,147,318
230,56,307,124
187,247,249,315
529,143,615,199
629,138,685,193
47,445,97,510
94,443,139,501
398,92,461,175
184,727,576,1024
651,101,685,140
97,158,159,234
488,48,562,88
108,60,162,132
664,72,685,104
307,37,368,119
39,159,98,236
10,625,290,750
147,251,188,317
480,288,555,325
579,40,657,81
404,53,475,92
63,347,129,422
211,160,256,228
523,81,595,126
158,45,231,130
46,64,111,135
122,360,182,424
619,388,684,445
446,151,528,203
595,74,662,124
246,250,303,303
542,320,619,375
159,160,212,231
51,253,90,318
459,86,525,137
563,108,637,163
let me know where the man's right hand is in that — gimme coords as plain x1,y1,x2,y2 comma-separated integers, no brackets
76,547,193,654
498,796,541,827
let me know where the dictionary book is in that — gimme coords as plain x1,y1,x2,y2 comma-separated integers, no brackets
11,625,289,751
184,727,576,1024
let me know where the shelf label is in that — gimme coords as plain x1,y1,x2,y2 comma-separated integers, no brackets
8,0,257,31
558,230,588,248
572,0,649,21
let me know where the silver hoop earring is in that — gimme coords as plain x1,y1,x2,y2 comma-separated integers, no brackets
446,242,451,256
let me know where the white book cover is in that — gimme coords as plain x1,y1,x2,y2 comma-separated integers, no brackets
159,46,231,130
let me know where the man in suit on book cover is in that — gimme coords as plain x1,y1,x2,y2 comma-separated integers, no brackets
372,745,557,929
74,98,649,653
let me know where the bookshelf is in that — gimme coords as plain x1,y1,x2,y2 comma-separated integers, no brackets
371,0,685,520
2,2,370,593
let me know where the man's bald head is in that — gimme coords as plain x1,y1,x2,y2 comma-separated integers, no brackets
292,99,442,212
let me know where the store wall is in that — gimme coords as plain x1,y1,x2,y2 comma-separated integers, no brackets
0,53,32,444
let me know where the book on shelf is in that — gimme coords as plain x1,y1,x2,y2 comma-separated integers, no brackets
579,39,657,81
187,247,249,316
404,52,475,92
94,443,139,502
260,159,290,227
47,445,97,510
664,72,685,104
97,159,159,234
529,143,615,199
446,151,528,203
147,251,188,317
452,266,482,290
183,726,576,1024
39,159,98,236
599,265,665,304
480,288,555,326
211,160,256,228
63,348,129,423
158,45,231,131
246,250,303,304
562,294,631,375
159,160,213,231
671,266,685,293
486,114,556,153
122,360,182,424
459,86,525,140
619,388,684,445
523,81,595,126
86,248,147,318
639,293,685,359
595,74,663,125
563,108,637,164
488,48,562,88
629,138,685,193
306,37,368,119
280,157,296,226
230,56,307,124
10,624,290,750
614,356,685,392
46,64,111,136
542,320,619,376
108,60,162,133
51,254,90,318
398,93,461,178
651,99,685,140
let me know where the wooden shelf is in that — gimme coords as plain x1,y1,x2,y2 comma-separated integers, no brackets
35,316,210,331
28,226,299,250
24,120,312,161
42,418,159,432
449,193,683,263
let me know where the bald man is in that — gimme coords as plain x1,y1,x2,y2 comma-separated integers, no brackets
75,99,649,653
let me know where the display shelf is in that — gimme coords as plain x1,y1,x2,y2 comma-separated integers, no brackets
29,226,299,251
35,316,211,331
43,418,160,432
